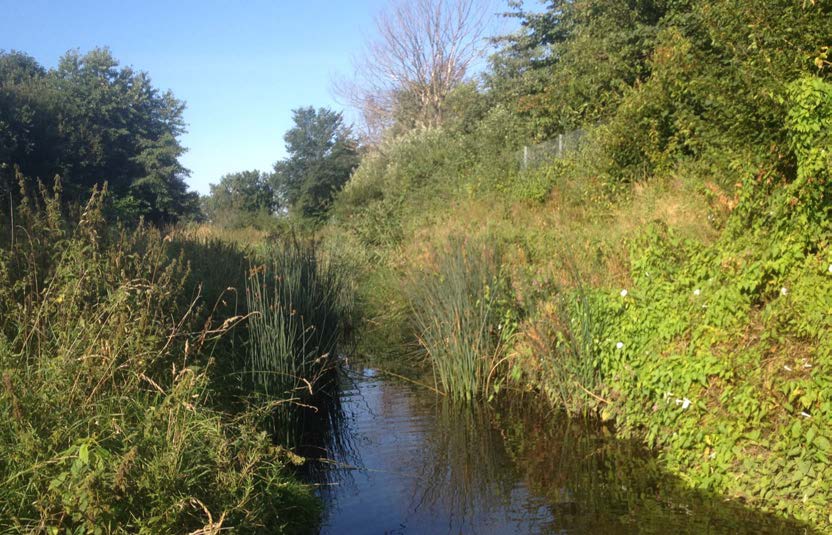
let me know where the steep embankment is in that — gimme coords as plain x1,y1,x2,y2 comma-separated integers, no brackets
325,74,832,528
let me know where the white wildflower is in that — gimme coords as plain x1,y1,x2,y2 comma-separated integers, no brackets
675,398,692,410
616,341,624,350
828,264,832,273
780,287,788,296
693,288,701,296
620,289,628,297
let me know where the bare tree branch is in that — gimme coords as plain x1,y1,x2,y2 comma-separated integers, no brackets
333,0,493,142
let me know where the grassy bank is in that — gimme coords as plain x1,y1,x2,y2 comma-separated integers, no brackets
323,71,832,528
0,180,352,532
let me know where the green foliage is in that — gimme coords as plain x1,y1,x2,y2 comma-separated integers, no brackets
204,169,280,229
565,82,832,525
490,0,666,138
490,0,832,181
786,75,832,184
406,236,519,402
272,107,360,221
0,48,198,224
333,127,464,253
327,3,832,525
0,179,318,532
245,238,353,445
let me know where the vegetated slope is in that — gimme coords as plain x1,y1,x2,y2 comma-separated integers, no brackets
326,0,832,527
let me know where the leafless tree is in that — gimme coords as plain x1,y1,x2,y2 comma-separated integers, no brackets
335,0,493,142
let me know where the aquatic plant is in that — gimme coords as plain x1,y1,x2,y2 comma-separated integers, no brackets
245,238,353,445
407,236,517,401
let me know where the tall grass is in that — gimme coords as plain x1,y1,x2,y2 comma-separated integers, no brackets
245,238,352,445
407,237,516,401
0,177,318,533
534,284,605,416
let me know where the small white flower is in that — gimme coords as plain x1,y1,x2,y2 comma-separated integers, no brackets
616,341,624,349
675,398,692,410
780,287,788,296
620,289,628,297
828,264,832,273
693,288,701,296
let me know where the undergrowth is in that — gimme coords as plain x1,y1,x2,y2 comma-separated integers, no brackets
325,73,832,528
0,177,319,533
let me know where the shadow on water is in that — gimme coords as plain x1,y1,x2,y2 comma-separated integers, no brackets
299,365,815,535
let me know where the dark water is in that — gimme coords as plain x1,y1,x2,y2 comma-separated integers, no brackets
305,367,812,535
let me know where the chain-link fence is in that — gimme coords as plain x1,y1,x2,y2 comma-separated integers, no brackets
518,129,586,170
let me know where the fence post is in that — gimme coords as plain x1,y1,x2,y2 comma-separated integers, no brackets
523,145,529,169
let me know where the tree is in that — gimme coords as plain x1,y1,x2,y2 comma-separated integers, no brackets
487,0,667,138
0,48,198,224
335,0,493,141
272,107,359,220
204,169,278,226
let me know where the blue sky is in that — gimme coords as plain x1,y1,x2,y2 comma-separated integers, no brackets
1,0,515,194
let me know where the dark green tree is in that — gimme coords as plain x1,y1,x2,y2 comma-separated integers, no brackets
204,169,278,226
0,48,198,223
272,107,359,220
488,0,667,138
488,0,831,179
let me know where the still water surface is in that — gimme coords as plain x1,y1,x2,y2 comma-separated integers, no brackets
306,367,811,534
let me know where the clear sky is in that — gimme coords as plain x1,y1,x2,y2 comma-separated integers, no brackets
0,0,408,194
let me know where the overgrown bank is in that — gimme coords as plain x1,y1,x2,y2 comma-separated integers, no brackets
0,178,354,532
323,11,832,527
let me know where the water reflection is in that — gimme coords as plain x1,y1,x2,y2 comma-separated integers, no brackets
305,366,813,534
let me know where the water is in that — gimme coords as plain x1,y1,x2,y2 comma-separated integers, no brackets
304,366,812,534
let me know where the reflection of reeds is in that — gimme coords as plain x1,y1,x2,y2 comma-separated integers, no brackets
412,396,518,521
296,367,363,493
493,403,814,534
244,238,352,446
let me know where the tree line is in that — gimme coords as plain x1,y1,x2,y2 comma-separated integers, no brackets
0,48,197,224
4,0,828,227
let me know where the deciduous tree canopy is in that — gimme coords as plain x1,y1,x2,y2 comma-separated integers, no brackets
0,48,198,223
272,107,359,220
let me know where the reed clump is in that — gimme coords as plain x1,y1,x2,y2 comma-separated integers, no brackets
245,238,353,445
407,236,517,402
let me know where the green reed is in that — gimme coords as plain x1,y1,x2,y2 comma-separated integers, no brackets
407,237,516,402
245,238,352,445
0,176,318,533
